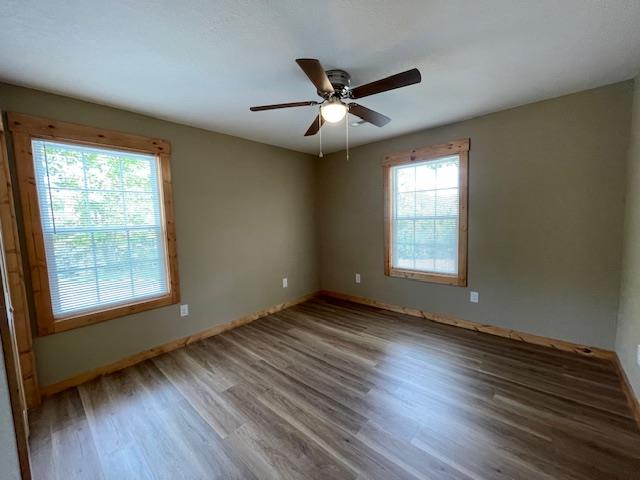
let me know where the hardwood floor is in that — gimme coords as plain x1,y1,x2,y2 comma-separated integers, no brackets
29,297,640,479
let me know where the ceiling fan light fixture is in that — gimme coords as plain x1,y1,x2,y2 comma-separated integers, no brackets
321,100,347,123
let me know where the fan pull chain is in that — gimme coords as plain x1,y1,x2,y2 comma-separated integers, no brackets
318,110,323,158
345,112,349,161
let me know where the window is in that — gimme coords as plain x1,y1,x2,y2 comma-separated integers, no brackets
9,113,179,335
33,140,169,317
384,139,469,286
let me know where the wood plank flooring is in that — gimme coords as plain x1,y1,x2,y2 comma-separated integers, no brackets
29,297,640,479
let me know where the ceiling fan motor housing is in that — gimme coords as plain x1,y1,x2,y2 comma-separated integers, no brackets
324,69,351,97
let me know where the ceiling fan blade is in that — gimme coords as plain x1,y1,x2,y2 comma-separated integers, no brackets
250,101,317,111
350,68,421,99
296,58,335,94
348,103,391,127
304,114,325,136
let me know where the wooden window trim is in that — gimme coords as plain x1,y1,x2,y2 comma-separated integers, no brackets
8,112,180,336
383,138,469,287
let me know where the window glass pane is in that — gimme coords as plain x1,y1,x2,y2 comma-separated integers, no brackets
50,189,87,228
45,148,84,189
414,219,435,244
392,155,460,275
56,269,98,313
395,243,414,269
85,153,122,190
52,233,93,270
97,265,134,303
94,232,130,266
123,157,153,191
395,220,414,244
436,158,459,189
133,260,166,297
125,192,158,226
414,244,435,272
397,192,415,217
435,188,459,216
32,140,169,319
434,218,458,274
130,230,163,262
88,191,125,226
415,191,436,217
396,166,415,192
415,164,437,190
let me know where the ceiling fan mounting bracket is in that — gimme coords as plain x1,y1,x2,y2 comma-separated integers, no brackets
322,69,352,98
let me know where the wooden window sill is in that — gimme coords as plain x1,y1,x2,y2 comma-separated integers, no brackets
387,267,467,287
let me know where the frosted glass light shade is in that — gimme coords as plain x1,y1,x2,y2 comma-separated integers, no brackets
321,102,347,123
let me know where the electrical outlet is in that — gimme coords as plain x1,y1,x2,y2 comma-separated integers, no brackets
180,304,189,317
355,273,361,284
282,277,288,288
469,291,479,303
637,345,640,367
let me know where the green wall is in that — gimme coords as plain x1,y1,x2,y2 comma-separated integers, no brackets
317,81,633,349
0,83,319,386
616,75,640,398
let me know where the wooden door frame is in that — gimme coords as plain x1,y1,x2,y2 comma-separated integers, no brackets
0,112,39,409
0,111,33,478
0,244,32,479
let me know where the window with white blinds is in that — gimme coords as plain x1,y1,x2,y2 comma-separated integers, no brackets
391,155,460,275
31,140,169,319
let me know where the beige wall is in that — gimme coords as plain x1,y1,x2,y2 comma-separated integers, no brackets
318,81,632,349
616,75,640,397
0,83,319,386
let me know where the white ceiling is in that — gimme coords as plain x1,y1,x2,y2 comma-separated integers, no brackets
1,1,640,154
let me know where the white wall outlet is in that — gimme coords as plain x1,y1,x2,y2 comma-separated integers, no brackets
282,277,288,288
180,304,189,317
469,291,479,303
637,344,640,367
355,273,361,284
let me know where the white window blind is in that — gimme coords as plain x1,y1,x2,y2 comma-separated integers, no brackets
392,155,460,275
31,140,169,319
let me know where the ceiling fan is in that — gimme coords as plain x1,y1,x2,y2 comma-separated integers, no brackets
249,59,422,137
